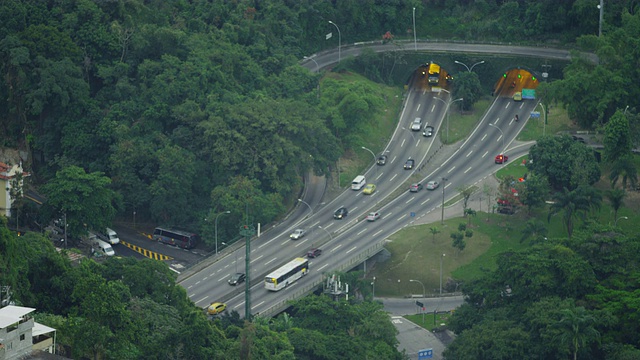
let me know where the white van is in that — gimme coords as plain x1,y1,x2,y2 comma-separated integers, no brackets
351,175,366,190
91,238,115,257
104,227,120,245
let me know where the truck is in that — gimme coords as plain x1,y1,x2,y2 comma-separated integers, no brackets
428,62,440,84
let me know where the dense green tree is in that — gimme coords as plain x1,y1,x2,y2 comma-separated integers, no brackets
444,319,532,360
547,186,595,240
609,154,638,190
603,111,633,162
606,189,626,223
42,165,118,239
519,173,549,214
453,71,483,111
528,135,600,190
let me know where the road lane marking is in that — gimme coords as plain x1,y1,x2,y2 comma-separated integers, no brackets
464,167,472,174
401,139,406,147
391,155,397,163
332,244,343,252
466,150,473,157
250,254,263,264
316,263,328,272
396,214,407,221
447,166,456,173
310,221,320,227
252,301,264,310
482,151,488,158
280,239,289,246
324,222,334,229
389,173,398,182
196,296,208,304
497,134,503,142
481,134,487,141
265,258,277,266
294,239,308,247
376,172,384,180
445,182,452,189
218,275,228,282
495,117,500,124
417,104,421,111
346,246,357,254
352,206,358,212
420,198,431,206
373,229,383,237
259,236,278,249
406,197,415,204
431,104,436,112
357,228,368,236
415,139,421,147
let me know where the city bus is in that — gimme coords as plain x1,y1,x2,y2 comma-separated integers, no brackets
264,257,309,291
153,227,199,249
428,62,440,84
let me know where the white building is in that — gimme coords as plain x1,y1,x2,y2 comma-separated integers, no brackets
0,305,56,359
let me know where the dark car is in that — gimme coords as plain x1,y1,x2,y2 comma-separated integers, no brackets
572,135,586,143
422,125,434,137
404,158,415,170
228,273,246,286
334,207,348,219
377,155,388,166
307,248,322,258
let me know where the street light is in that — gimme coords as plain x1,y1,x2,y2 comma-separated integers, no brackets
488,123,505,157
536,102,547,136
441,177,448,225
328,21,341,63
454,60,485,73
598,0,603,37
214,210,231,255
433,94,463,144
615,216,628,226
440,253,446,296
371,276,376,299
318,225,333,242
303,56,319,72
409,279,425,299
298,198,313,218
361,146,378,181
412,7,417,51
401,127,417,142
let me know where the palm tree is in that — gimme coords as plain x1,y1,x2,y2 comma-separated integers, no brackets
520,219,547,244
606,189,626,222
429,227,440,243
548,187,592,240
610,155,638,190
554,307,600,360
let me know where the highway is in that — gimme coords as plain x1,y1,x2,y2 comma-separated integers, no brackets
178,62,539,318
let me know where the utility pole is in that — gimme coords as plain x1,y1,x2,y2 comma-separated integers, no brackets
240,221,255,320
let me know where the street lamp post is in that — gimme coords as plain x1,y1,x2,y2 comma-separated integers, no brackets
440,253,446,296
371,276,376,299
441,177,448,225
598,0,603,37
401,127,417,142
298,198,313,219
412,7,417,51
303,56,320,72
328,21,341,63
223,242,239,273
537,102,547,136
361,146,378,181
214,210,231,255
318,225,333,242
615,216,628,226
410,279,426,322
489,123,505,158
454,60,485,72
433,94,463,144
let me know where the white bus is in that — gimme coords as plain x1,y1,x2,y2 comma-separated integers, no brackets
265,257,309,291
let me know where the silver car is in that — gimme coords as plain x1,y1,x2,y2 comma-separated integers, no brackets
411,117,422,131
289,229,306,240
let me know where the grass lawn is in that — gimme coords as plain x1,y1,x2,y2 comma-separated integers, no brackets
324,71,640,299
406,312,453,332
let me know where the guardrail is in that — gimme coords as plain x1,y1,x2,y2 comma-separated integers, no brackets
257,240,386,318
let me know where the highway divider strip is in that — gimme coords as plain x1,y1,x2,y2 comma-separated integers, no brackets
120,241,173,261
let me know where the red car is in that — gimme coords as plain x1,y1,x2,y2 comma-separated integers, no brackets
495,154,509,164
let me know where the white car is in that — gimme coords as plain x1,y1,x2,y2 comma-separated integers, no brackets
366,212,381,222
411,117,422,131
289,229,306,240
426,180,440,190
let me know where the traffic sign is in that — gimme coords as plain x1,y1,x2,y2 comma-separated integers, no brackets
416,301,424,307
418,348,433,359
530,111,540,118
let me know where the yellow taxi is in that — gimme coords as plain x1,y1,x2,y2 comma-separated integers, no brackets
207,302,226,315
513,92,522,101
362,184,376,195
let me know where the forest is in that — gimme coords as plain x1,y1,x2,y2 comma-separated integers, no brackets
1,0,640,359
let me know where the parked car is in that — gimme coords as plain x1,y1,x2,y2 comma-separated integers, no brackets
411,117,422,131
404,158,415,170
422,125,434,137
366,212,381,222
289,229,306,240
410,183,423,192
228,273,246,286
426,180,440,190
207,302,227,315
334,207,348,219
307,248,322,258
377,155,388,165
363,184,376,195
495,154,509,164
